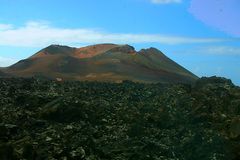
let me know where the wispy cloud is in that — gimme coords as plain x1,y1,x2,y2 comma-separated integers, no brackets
175,46,240,56
204,46,240,55
0,24,13,30
150,0,182,4
0,56,17,67
0,21,227,47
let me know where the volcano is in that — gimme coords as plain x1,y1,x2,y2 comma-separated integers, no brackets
0,44,198,83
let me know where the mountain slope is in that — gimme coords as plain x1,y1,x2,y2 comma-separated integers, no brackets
2,44,198,83
0,70,5,77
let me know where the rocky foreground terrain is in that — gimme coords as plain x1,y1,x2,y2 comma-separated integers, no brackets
0,77,240,160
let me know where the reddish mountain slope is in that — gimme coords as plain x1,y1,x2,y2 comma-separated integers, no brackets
1,44,198,83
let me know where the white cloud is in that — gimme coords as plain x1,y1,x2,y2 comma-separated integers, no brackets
150,0,182,4
0,21,226,47
204,46,240,55
175,46,240,55
0,24,13,30
0,56,17,67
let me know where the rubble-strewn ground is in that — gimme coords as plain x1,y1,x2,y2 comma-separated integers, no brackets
0,77,240,160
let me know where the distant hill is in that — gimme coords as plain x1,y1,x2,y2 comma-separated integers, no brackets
0,44,198,83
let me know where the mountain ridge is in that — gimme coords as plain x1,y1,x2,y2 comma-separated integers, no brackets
0,44,198,83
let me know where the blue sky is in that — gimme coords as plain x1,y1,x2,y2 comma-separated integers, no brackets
0,0,240,85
